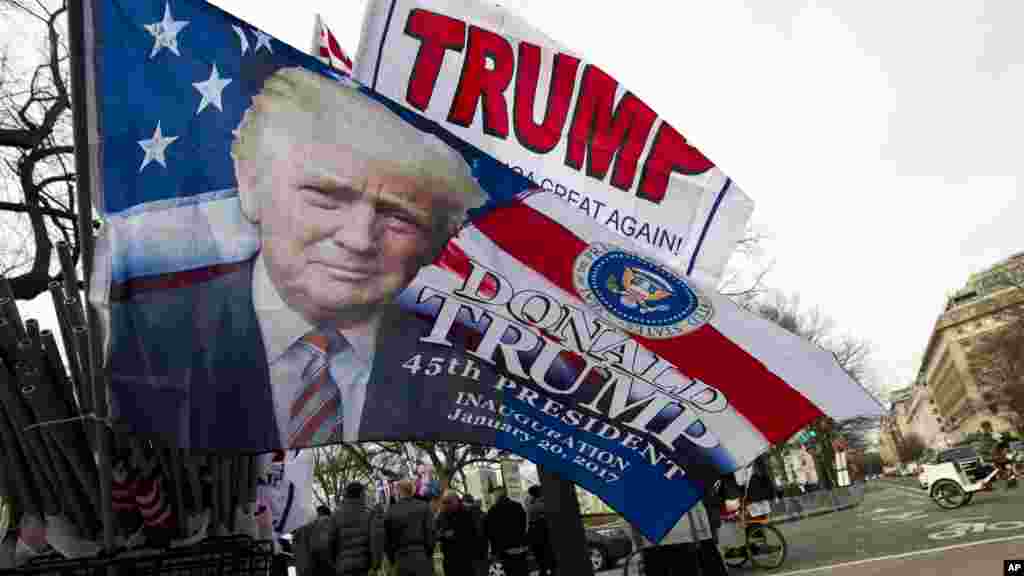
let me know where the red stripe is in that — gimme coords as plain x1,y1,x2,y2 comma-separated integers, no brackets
470,201,823,443
291,393,340,447
326,28,353,68
435,241,498,299
110,261,248,300
290,366,327,419
145,506,173,528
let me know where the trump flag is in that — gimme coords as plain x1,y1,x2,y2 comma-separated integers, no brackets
78,0,882,543
372,188,884,541
353,0,755,286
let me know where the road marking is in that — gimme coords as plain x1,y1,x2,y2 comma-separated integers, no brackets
770,533,1024,575
925,516,991,530
929,520,1024,540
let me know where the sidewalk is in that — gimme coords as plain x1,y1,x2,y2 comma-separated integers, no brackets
767,483,865,525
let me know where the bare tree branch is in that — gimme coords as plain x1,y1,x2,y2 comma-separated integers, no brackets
0,0,80,300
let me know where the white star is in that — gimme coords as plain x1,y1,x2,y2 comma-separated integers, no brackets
138,121,178,172
146,2,189,58
193,64,232,115
253,30,274,54
231,25,249,55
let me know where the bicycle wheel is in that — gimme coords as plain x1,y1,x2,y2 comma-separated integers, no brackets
747,523,787,569
721,543,749,568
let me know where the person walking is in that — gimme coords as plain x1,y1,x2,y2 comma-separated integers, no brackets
435,491,480,576
483,487,528,576
293,505,336,576
383,479,436,576
461,494,489,576
525,486,555,576
329,482,384,576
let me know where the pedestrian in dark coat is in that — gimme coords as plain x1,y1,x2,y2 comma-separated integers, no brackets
330,483,384,576
483,487,528,576
461,494,489,576
383,479,436,576
525,486,555,576
435,491,481,576
293,506,335,576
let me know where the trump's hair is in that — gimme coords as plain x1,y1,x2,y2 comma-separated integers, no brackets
230,67,487,239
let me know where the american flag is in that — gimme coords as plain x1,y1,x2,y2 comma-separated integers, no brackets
86,0,513,287
312,14,354,75
84,0,350,285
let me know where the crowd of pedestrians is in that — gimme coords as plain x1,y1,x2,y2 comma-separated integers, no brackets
290,464,777,576
290,481,548,576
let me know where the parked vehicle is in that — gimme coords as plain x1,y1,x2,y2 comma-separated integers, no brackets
919,445,1001,509
488,524,633,576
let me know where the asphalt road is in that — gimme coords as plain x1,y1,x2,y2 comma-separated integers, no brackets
602,478,1024,576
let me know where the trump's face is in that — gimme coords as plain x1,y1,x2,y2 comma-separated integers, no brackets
253,139,441,327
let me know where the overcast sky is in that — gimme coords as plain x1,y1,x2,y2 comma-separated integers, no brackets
17,0,1022,401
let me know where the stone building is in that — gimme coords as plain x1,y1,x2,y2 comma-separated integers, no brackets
919,253,1024,442
905,375,950,450
879,387,912,464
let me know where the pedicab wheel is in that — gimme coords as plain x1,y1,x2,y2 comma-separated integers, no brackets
747,524,787,570
931,479,968,509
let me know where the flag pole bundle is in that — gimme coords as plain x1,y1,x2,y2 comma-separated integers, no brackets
0,271,273,569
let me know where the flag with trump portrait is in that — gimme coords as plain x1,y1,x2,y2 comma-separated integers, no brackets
78,0,883,543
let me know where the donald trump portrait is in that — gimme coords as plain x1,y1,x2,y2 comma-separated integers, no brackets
109,67,487,450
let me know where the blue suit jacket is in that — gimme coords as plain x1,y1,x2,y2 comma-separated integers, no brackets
109,259,280,451
108,258,497,451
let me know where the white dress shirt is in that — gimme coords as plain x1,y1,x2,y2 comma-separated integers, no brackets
252,255,378,445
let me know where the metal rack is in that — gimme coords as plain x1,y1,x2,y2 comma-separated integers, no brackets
0,537,280,576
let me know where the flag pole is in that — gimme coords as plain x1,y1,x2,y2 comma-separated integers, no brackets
67,0,115,553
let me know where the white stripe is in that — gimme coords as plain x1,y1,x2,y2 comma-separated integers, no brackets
416,230,771,465
107,194,259,282
771,533,1024,576
519,192,884,421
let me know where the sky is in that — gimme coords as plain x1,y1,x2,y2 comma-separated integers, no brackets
15,0,1024,402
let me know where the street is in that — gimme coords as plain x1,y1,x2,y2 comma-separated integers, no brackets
601,478,1024,576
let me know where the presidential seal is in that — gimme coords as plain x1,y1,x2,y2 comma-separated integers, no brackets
573,243,713,339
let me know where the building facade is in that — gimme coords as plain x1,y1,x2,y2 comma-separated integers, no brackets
879,414,900,466
905,376,951,450
920,253,1024,443
879,387,912,464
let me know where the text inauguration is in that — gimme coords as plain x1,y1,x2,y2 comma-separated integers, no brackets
416,259,729,468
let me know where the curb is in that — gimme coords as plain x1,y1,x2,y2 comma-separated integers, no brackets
768,501,863,526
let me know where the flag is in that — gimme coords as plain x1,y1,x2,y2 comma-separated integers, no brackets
313,14,353,75
396,188,885,539
76,0,882,544
353,0,755,285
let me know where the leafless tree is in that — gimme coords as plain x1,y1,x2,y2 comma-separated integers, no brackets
757,290,882,487
0,0,87,300
406,441,507,493
311,444,383,508
718,223,772,308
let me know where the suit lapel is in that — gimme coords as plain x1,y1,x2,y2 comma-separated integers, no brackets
192,259,281,451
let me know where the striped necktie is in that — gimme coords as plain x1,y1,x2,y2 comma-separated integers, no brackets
287,331,343,448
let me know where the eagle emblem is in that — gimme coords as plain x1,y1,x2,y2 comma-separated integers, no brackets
605,267,673,314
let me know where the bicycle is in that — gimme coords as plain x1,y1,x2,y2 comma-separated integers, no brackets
717,471,787,570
